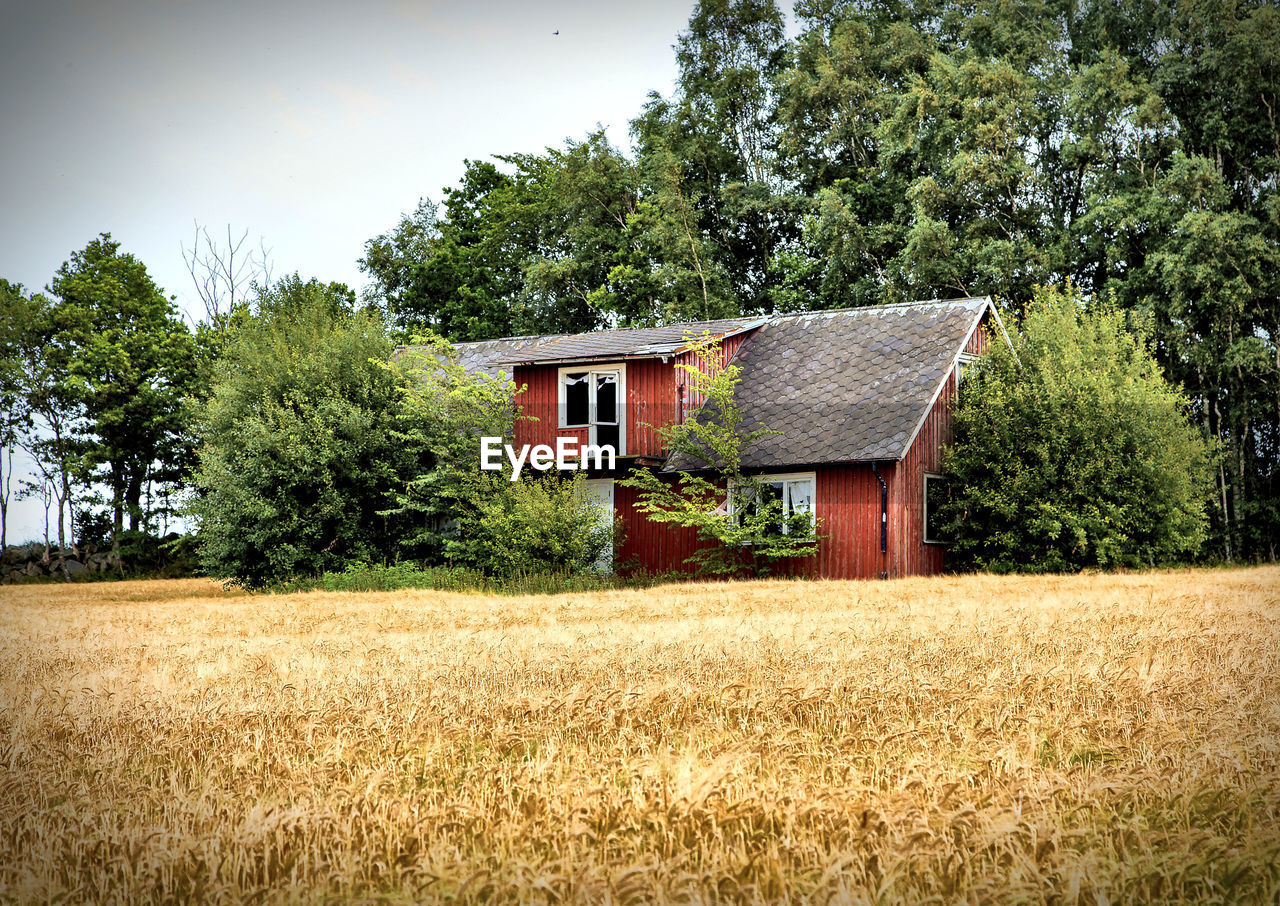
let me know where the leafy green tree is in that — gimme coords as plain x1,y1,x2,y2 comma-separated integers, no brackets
380,334,519,562
189,276,412,587
5,287,88,563
361,141,635,340
46,234,198,541
621,334,819,575
632,0,794,314
941,285,1211,572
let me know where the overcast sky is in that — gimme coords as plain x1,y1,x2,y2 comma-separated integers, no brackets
0,0,708,543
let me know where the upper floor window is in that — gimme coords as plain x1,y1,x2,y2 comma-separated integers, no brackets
956,352,979,386
559,365,625,454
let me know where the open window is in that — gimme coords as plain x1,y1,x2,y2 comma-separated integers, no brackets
923,473,949,544
558,365,625,454
732,472,816,537
956,352,978,386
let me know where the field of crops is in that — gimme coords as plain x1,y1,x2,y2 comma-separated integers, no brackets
2,567,1278,904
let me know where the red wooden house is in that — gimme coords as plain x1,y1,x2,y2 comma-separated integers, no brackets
449,297,1009,579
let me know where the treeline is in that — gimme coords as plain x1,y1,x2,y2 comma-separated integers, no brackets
361,0,1278,562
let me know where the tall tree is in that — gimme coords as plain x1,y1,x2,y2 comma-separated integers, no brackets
47,234,198,542
10,290,86,564
0,280,35,550
632,0,794,314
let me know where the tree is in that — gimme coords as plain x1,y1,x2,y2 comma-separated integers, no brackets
189,276,411,587
181,221,274,329
47,234,199,543
361,135,648,338
0,280,36,550
621,334,819,575
8,288,88,567
940,285,1212,572
381,334,519,563
631,0,795,314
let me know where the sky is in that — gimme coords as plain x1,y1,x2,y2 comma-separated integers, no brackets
0,0,706,544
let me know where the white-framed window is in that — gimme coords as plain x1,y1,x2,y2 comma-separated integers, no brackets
923,473,949,544
731,471,817,537
956,352,979,386
558,364,626,455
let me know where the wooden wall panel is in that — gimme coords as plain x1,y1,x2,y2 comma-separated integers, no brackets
613,478,711,576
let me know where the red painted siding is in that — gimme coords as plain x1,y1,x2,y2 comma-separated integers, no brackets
613,479,708,575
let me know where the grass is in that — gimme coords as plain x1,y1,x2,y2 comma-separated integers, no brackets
284,561,666,596
1,567,1278,904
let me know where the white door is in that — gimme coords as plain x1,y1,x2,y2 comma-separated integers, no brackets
580,478,615,572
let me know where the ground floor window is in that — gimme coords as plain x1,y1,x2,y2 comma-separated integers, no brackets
924,473,949,544
733,472,816,537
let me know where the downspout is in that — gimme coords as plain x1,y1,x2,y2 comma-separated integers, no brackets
872,462,888,579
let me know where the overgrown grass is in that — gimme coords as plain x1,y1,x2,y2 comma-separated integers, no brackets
283,561,670,595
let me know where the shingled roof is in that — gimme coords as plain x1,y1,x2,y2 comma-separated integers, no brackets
449,334,568,379
667,298,996,469
489,317,765,365
436,297,999,468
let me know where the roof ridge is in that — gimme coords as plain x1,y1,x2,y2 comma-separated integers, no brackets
768,298,989,321
405,298,989,350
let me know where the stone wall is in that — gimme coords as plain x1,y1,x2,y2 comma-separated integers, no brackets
1,543,121,583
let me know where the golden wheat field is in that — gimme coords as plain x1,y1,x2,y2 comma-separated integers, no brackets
1,569,1279,905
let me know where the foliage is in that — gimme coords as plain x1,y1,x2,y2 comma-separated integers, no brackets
188,275,412,588
379,334,518,563
621,334,818,576
388,339,619,578
45,233,198,538
295,560,652,596
941,285,1212,572
0,280,36,550
445,473,617,578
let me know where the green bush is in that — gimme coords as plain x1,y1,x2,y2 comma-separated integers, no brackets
188,276,416,588
940,285,1212,572
448,473,617,578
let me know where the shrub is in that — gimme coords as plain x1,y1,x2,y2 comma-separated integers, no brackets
448,473,617,578
188,277,415,588
940,285,1212,572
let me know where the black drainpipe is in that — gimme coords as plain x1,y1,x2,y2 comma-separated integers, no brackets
872,462,888,579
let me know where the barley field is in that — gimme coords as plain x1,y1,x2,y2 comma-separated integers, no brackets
1,568,1278,904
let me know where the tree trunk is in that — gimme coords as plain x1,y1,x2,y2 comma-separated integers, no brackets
54,480,69,581
0,443,10,551
126,471,144,533
61,468,77,558
1211,398,1232,562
